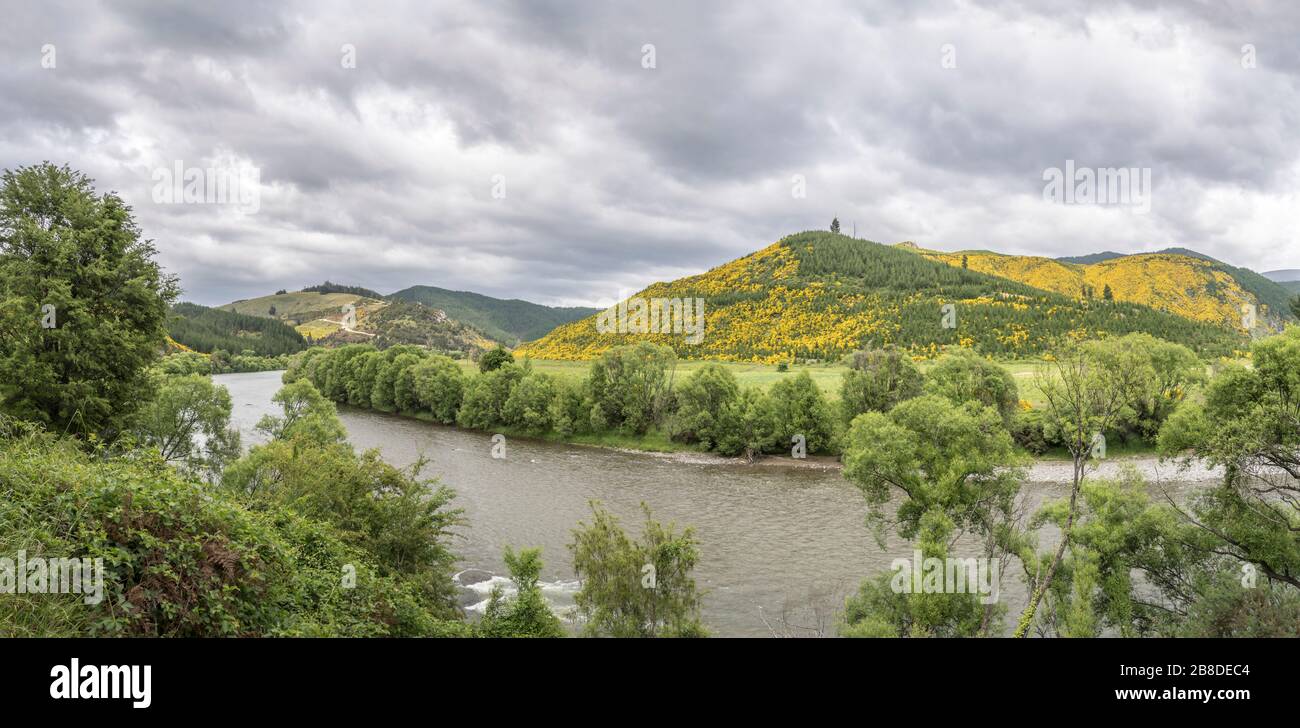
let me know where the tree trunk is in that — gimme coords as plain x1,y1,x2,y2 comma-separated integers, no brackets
1013,455,1084,637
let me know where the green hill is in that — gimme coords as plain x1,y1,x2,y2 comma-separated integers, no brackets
386,285,598,344
168,302,308,356
352,301,497,354
520,231,1247,362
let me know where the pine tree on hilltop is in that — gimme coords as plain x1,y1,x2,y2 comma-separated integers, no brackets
830,217,840,234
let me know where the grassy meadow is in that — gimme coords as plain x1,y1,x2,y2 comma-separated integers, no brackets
466,356,1056,406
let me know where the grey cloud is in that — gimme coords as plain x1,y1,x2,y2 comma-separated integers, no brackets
1,0,1298,306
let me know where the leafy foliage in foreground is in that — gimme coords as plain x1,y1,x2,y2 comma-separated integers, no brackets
0,417,468,637
568,502,707,638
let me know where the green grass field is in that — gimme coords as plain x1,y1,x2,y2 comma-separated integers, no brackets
463,356,1058,406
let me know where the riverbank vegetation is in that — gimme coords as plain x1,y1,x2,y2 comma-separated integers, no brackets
288,330,1205,462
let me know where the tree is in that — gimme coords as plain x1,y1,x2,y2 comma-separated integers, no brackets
372,349,422,411
409,355,465,424
1107,332,1203,440
1013,339,1141,636
587,343,676,434
768,371,835,453
568,502,706,637
480,547,565,638
1158,326,1300,593
840,348,925,424
255,379,347,445
671,363,740,450
1102,284,1114,301
961,255,969,269
717,386,775,459
479,346,514,373
830,217,840,234
842,395,1025,635
842,510,987,637
502,371,558,432
1290,295,1300,320
0,163,179,438
268,305,277,316
132,372,240,482
457,364,523,430
923,349,1019,427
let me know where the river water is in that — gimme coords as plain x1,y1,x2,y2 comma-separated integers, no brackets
216,370,1214,637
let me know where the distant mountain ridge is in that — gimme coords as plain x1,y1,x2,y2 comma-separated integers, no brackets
1263,269,1300,282
218,282,597,350
387,285,598,344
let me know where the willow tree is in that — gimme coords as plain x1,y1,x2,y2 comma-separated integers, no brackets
1013,340,1143,636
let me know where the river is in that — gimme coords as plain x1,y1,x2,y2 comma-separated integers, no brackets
216,370,1215,637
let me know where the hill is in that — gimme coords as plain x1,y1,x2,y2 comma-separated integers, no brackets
1263,269,1300,282
219,290,386,324
518,231,1245,363
168,302,308,356
217,288,499,355
355,301,496,354
387,285,598,344
920,247,1294,328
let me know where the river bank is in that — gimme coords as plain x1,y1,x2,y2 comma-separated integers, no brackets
216,370,1222,636
239,370,1210,482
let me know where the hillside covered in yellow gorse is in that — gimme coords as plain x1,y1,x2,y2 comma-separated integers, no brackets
518,232,1245,363
914,248,1266,328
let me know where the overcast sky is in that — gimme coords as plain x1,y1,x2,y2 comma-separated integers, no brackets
4,0,1299,307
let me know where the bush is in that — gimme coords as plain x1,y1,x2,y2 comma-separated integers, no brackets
0,422,462,636
479,346,514,373
479,547,565,638
1011,407,1055,455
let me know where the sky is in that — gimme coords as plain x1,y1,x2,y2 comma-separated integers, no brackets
3,0,1299,307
